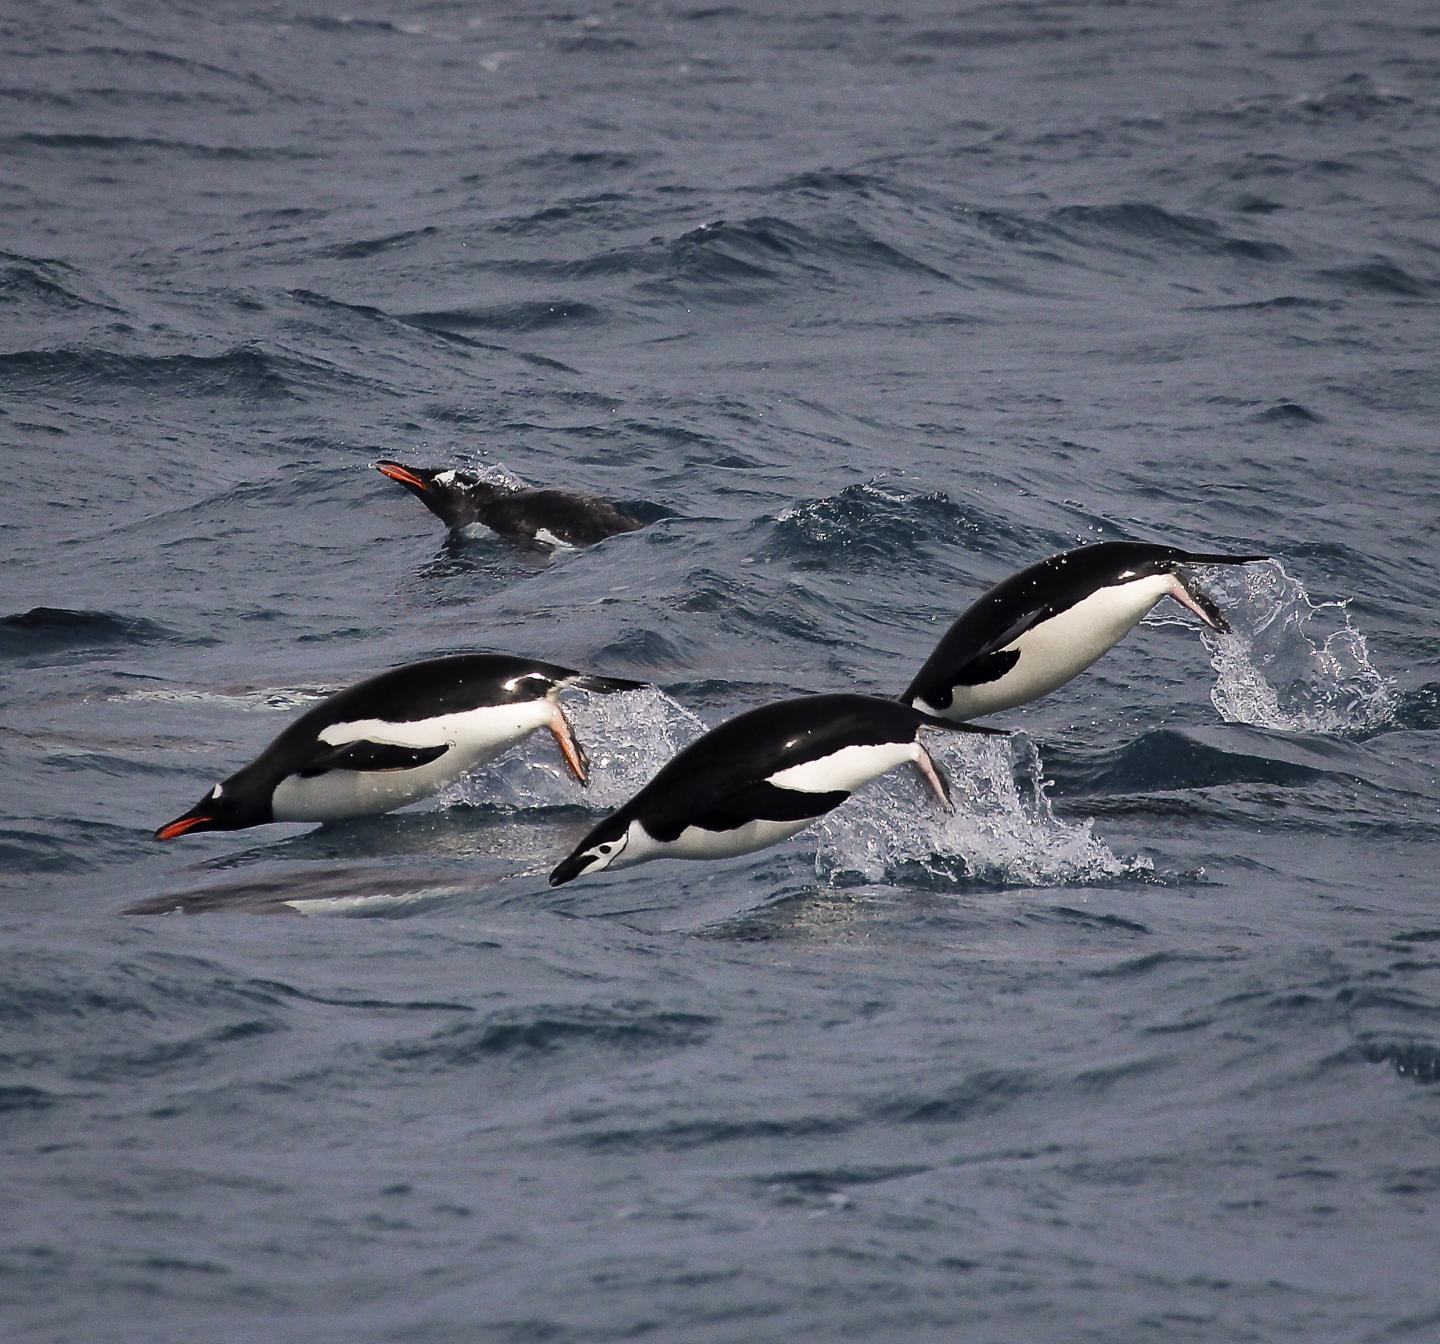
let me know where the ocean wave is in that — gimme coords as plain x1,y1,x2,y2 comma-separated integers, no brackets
506,149,643,176
654,214,950,288
493,213,949,299
1314,258,1437,298
871,1068,1035,1124
1251,401,1323,425
1203,74,1418,129
0,607,175,660
319,225,440,259
376,1004,712,1067
1393,682,1440,732
0,258,121,313
764,479,1012,571
1047,202,1291,262
7,131,308,160
1356,1037,1440,1085
398,299,606,336
0,345,324,401
1047,727,1337,796
1344,979,1440,1085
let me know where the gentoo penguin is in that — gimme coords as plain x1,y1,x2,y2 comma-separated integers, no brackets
548,692,1002,886
374,459,642,548
902,540,1267,722
155,654,645,839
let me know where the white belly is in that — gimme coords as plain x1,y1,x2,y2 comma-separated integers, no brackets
938,575,1172,719
769,739,918,793
631,815,819,864
616,740,921,867
271,699,554,822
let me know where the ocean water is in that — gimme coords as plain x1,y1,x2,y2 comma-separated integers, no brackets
4,1,1440,1340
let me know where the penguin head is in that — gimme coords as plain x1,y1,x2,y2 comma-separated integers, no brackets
375,460,507,529
154,777,271,840
375,459,446,496
549,818,633,887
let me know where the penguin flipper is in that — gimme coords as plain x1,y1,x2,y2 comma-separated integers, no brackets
297,740,450,777
950,647,1023,687
649,781,849,841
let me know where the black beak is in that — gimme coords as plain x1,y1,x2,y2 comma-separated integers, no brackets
1174,570,1231,634
549,850,593,887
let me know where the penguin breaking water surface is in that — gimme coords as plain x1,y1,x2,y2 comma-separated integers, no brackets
902,540,1267,722
375,459,642,548
549,692,1003,886
155,654,644,839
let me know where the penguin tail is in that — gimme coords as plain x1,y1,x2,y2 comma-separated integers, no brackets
1174,551,1269,566
912,710,1008,736
565,673,649,695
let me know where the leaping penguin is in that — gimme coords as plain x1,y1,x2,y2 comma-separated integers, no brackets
155,654,645,839
902,540,1267,722
548,692,1003,886
375,459,643,548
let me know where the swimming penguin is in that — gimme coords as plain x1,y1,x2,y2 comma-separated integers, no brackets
155,654,645,839
548,692,1003,886
374,459,643,548
902,540,1267,722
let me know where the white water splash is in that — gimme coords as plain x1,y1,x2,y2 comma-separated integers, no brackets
446,684,706,812
775,479,909,540
117,685,334,711
814,734,1151,888
452,453,527,492
1198,561,1395,734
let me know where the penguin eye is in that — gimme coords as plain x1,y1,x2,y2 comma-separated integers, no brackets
597,844,612,854
209,784,224,800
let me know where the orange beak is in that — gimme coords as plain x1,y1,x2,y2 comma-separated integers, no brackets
154,814,214,841
375,461,430,491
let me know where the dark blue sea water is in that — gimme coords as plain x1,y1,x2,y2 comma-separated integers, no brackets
4,1,1440,1339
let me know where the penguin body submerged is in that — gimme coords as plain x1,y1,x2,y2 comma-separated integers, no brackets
375,460,642,548
155,654,644,839
902,541,1267,722
548,692,1001,886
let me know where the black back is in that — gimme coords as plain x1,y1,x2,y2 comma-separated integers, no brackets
483,488,642,547
902,541,1265,711
600,693,935,842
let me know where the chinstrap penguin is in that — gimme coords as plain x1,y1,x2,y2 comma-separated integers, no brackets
902,540,1267,722
548,692,1003,886
155,654,645,839
375,459,643,548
